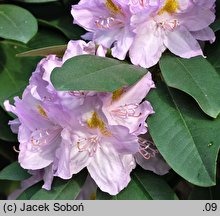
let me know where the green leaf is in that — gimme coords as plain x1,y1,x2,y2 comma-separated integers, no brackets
17,45,67,57
189,187,214,200
17,182,42,200
206,32,220,74
22,2,64,21
96,179,150,200
0,141,16,162
0,108,17,142
147,82,220,187
19,2,83,39
211,18,220,32
39,15,85,40
0,162,30,181
97,168,178,200
0,180,20,198
132,169,178,200
189,181,220,200
30,171,87,200
159,55,220,118
0,27,67,109
96,189,116,200
14,0,59,3
0,4,38,43
0,41,40,108
51,55,146,92
27,27,68,49
62,0,79,6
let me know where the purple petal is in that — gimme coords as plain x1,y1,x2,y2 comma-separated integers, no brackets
165,25,204,58
87,144,135,195
130,21,166,68
191,27,216,43
135,152,170,175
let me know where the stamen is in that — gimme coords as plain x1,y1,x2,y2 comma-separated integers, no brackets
138,138,159,159
158,0,179,15
77,135,101,157
31,137,42,146
131,0,147,7
69,91,86,97
30,129,54,147
95,17,115,29
160,19,179,31
111,104,141,119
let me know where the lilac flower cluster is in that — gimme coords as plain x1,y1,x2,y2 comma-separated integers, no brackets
5,41,168,195
5,0,216,197
72,0,216,68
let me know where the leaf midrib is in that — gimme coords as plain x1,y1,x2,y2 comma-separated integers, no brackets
132,173,152,200
0,61,19,89
54,63,143,91
166,86,213,183
0,10,25,41
54,180,79,200
175,58,214,108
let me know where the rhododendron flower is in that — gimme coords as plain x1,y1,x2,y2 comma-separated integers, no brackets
4,40,166,195
100,72,155,135
4,69,67,190
72,0,216,68
56,114,138,195
4,41,105,191
72,0,134,60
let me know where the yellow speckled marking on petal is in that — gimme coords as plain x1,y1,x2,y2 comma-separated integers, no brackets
112,88,124,102
87,112,103,129
106,0,121,14
37,105,48,118
158,0,179,15
87,112,111,136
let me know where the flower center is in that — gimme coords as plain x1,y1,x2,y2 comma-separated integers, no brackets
87,112,111,136
31,129,49,146
95,17,116,29
160,19,179,31
111,103,141,119
30,127,61,150
95,0,124,29
131,0,158,7
77,135,101,157
158,0,179,15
